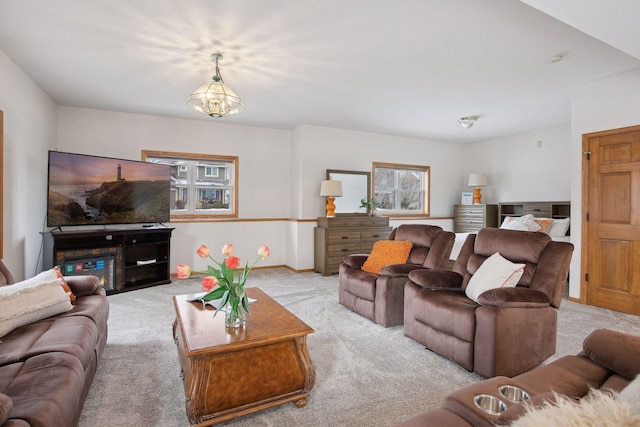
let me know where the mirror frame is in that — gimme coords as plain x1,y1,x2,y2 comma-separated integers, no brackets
326,169,371,216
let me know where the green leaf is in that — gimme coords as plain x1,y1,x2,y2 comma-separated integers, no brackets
202,287,226,301
213,289,230,317
241,296,250,313
207,265,223,279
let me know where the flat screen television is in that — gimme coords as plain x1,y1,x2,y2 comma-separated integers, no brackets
47,151,171,227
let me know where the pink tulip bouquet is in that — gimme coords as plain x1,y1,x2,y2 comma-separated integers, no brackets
177,243,270,327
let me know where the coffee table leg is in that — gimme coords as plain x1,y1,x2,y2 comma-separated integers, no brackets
294,397,309,408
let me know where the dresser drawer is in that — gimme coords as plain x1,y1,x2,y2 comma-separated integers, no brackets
326,231,360,243
358,217,389,227
360,228,391,241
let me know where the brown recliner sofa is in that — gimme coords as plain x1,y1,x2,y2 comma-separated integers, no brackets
339,224,455,327
396,328,640,427
404,228,573,377
0,260,109,426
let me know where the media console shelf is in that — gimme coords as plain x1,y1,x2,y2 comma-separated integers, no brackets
43,226,174,295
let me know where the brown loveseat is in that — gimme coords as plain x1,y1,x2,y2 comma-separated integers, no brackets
396,328,640,427
404,228,573,378
0,260,109,426
339,224,455,327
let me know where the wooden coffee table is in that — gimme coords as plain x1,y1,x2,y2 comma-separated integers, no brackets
172,287,315,426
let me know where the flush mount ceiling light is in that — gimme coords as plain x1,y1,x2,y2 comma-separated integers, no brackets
458,116,479,129
187,53,244,118
549,54,564,63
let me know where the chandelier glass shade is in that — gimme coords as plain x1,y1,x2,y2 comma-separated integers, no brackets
187,54,244,118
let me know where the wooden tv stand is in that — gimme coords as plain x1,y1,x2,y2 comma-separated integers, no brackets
43,226,173,295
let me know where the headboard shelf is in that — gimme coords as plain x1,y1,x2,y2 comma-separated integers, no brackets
498,201,570,223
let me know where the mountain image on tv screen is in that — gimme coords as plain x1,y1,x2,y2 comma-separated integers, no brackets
47,151,171,227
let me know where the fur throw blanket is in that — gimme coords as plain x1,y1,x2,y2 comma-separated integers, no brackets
509,389,640,427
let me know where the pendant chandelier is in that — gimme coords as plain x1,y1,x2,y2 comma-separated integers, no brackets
187,53,244,117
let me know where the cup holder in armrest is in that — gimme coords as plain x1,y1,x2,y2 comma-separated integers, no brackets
473,394,507,415
498,385,531,402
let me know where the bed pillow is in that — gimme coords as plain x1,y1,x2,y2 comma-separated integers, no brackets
534,218,554,234
500,214,541,232
0,269,74,338
465,252,525,303
361,240,413,274
549,217,570,237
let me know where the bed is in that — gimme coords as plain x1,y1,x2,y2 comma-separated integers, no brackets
450,201,571,261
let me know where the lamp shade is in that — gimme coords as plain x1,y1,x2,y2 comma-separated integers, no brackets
320,180,343,197
467,173,487,187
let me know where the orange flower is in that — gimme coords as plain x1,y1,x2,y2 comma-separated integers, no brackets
176,264,191,280
202,276,219,292
258,245,270,260
196,245,210,258
222,243,234,257
225,256,240,269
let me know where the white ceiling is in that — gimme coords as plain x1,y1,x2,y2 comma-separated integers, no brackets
1,0,638,144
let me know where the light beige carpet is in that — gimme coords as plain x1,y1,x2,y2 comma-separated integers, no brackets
78,268,639,427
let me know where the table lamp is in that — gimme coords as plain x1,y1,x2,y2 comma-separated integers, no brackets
320,180,343,217
467,173,487,204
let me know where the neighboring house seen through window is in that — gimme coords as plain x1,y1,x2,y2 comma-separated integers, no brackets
142,150,238,219
372,162,430,216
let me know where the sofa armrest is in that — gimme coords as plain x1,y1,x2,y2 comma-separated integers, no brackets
63,275,102,297
407,269,463,290
477,287,551,308
581,328,640,380
341,254,369,269
0,392,14,425
379,263,424,277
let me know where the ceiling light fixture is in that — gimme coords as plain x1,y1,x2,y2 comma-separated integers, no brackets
549,54,564,63
458,116,479,129
187,53,244,118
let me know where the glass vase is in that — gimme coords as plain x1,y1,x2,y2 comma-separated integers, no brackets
225,293,246,328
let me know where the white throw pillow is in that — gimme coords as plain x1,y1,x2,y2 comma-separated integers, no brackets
549,217,570,237
465,252,525,303
0,269,73,338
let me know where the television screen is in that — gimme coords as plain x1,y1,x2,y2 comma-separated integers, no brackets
47,151,171,227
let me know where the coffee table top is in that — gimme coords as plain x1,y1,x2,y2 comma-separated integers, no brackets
173,287,314,356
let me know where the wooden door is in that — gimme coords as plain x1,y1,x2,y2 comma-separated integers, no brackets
582,125,640,315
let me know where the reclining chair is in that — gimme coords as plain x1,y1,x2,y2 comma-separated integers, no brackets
404,228,573,377
339,224,455,327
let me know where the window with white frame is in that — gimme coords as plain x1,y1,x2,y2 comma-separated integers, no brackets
372,162,430,216
142,150,238,219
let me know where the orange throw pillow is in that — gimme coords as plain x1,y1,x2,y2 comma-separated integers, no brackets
361,240,413,274
54,266,76,305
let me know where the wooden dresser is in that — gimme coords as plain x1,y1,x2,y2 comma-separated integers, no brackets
314,216,391,276
453,204,498,233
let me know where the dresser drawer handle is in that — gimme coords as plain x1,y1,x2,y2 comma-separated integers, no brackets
372,234,380,237
342,248,349,252
341,236,348,239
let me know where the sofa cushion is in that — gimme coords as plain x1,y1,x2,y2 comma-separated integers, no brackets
0,392,13,425
361,240,413,274
465,253,524,303
474,228,550,264
5,352,85,427
0,269,73,338
582,329,640,380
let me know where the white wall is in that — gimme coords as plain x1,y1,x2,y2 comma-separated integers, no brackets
56,107,291,272
461,126,571,204
0,49,58,280
568,67,640,298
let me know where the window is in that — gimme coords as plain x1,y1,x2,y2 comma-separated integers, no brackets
142,150,238,219
372,162,430,216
